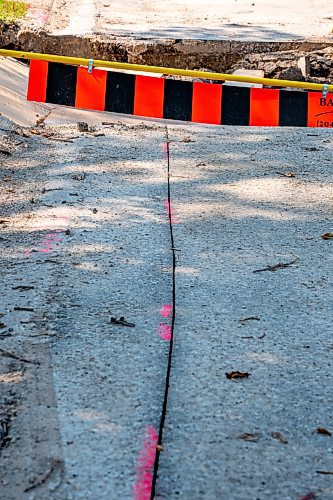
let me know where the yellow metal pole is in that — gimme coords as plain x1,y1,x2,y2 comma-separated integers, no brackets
0,48,332,92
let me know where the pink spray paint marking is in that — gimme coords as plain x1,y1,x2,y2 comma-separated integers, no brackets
165,199,179,225
23,214,70,257
158,322,172,341
162,142,168,160
39,233,63,254
133,426,158,500
161,304,172,318
39,11,50,23
157,304,172,341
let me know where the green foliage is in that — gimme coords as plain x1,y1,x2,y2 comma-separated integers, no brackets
0,0,27,21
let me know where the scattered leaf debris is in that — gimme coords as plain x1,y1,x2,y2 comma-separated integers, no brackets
111,316,135,328
270,431,288,444
226,371,250,380
77,122,89,132
35,110,52,126
29,129,77,143
253,258,299,274
12,126,29,138
316,427,332,436
321,233,333,240
235,432,260,442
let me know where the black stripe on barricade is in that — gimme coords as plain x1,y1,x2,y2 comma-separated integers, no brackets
221,86,251,126
105,72,136,114
279,90,308,127
163,79,193,121
46,62,78,107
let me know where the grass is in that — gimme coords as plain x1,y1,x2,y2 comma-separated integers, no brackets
0,0,27,21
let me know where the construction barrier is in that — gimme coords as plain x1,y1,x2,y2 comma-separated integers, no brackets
27,60,333,128
1,49,332,128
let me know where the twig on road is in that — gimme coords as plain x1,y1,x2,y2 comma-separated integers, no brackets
24,459,63,492
111,316,135,328
253,258,299,273
0,348,39,365
239,316,260,323
12,286,35,291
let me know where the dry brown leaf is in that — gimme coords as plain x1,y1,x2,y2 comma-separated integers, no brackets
276,171,295,178
321,233,333,240
299,493,317,500
270,431,288,444
317,427,332,436
226,371,250,380
235,432,260,442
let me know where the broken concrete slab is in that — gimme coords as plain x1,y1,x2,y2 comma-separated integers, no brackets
224,69,264,87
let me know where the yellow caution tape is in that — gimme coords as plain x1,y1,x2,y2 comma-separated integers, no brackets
0,48,332,92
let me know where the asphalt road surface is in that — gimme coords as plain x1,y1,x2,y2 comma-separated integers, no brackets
1,117,333,499
25,0,333,40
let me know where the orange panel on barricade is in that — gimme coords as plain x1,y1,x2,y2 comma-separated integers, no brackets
307,92,333,128
133,76,165,118
27,60,49,103
192,82,222,125
75,67,107,111
250,88,279,127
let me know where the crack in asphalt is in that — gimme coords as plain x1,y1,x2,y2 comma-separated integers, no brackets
151,126,177,498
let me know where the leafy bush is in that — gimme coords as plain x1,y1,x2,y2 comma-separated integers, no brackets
0,0,27,21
